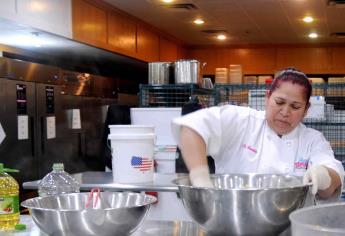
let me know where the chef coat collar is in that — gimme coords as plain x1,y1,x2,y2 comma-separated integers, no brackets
266,121,300,140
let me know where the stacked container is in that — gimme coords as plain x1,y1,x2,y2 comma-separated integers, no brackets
215,68,228,84
229,65,243,84
130,108,181,174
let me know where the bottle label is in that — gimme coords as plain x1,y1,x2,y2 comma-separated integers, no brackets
0,195,19,214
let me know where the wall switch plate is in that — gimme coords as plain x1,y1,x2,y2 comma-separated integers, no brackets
17,115,29,140
72,109,81,129
46,116,56,139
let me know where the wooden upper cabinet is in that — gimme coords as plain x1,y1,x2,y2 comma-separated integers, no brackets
72,0,107,47
108,11,136,56
159,37,178,61
331,47,345,73
276,47,332,74
137,25,159,62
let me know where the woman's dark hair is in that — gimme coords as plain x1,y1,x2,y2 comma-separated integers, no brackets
268,68,312,104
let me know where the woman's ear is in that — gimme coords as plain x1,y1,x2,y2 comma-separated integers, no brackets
265,90,270,104
303,102,311,117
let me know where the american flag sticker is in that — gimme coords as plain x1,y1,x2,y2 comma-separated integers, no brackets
131,156,152,172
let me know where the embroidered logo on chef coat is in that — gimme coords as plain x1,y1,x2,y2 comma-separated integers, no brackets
242,144,257,154
294,157,309,170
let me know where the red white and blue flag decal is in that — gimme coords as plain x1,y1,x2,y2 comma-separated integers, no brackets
131,156,152,172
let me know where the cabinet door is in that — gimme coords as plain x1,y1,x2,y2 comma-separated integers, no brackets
72,0,107,47
108,11,136,57
0,0,16,20
137,25,159,62
16,0,72,38
159,37,178,62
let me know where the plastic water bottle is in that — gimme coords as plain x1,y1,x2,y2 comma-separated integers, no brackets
0,163,19,230
38,163,80,197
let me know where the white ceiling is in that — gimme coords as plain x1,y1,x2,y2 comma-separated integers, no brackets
104,0,345,45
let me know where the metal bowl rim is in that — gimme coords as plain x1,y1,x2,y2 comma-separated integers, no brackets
173,173,311,190
21,192,157,212
289,202,345,233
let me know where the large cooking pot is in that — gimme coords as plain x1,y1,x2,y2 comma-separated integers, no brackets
289,202,345,236
174,59,205,84
148,62,171,85
173,173,310,236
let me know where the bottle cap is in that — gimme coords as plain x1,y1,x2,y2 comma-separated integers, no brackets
52,163,64,171
0,163,19,173
15,224,27,231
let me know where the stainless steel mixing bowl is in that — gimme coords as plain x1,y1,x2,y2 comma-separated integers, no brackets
21,192,157,236
173,173,310,236
290,202,345,236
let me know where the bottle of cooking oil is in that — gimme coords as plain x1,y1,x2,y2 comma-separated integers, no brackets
0,163,19,231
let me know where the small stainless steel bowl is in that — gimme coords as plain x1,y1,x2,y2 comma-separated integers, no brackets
173,173,310,236
21,192,157,236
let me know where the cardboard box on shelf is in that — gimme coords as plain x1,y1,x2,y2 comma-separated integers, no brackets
215,68,229,84
243,76,258,84
258,75,273,84
229,65,242,84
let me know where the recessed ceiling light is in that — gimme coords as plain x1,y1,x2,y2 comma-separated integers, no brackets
303,16,314,23
217,34,226,40
194,19,204,25
162,0,173,3
309,32,318,38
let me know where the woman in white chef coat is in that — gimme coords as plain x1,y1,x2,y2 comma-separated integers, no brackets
172,68,344,199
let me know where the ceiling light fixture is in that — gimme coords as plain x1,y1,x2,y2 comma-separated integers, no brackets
162,0,174,3
303,16,314,23
308,32,318,38
217,34,226,40
194,19,204,25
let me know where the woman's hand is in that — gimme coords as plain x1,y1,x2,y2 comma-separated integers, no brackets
189,165,214,188
303,165,341,198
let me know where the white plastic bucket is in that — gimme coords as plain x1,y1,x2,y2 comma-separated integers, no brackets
109,125,154,134
108,133,155,183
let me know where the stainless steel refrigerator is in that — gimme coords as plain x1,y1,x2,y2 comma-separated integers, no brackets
0,58,118,192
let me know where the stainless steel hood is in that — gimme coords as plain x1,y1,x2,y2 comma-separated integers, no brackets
0,18,148,94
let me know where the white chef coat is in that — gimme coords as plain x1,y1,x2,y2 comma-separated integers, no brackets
171,105,345,183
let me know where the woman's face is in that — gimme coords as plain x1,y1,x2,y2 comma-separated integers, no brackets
265,81,309,135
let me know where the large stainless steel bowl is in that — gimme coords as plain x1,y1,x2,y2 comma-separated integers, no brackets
21,192,157,236
290,202,345,236
173,174,310,236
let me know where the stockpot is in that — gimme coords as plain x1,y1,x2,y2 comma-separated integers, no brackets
174,59,205,84
148,62,171,85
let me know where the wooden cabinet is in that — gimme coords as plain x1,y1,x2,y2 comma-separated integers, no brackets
0,0,72,38
276,47,332,74
137,24,159,62
159,37,178,61
108,11,136,56
0,0,16,20
72,0,107,47
331,47,345,74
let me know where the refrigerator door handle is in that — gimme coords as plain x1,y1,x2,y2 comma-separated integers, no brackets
78,132,83,157
30,116,35,157
40,116,45,154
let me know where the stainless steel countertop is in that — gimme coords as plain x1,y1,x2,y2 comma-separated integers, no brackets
3,215,205,236
22,172,184,192
4,215,291,236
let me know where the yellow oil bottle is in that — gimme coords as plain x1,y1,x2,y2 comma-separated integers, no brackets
0,163,19,230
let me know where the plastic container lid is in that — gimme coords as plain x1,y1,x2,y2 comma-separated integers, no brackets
108,133,156,140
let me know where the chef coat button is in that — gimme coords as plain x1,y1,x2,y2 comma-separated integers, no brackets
286,141,292,146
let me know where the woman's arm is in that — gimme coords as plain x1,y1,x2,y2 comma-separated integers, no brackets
318,167,342,198
180,126,213,187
